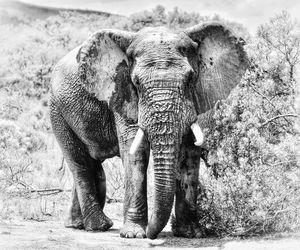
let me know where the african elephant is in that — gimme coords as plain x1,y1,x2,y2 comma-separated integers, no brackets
50,22,247,239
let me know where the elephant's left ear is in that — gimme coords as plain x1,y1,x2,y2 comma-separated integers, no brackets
77,29,138,123
185,22,249,114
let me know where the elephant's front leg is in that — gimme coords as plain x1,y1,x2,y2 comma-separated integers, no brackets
172,144,204,238
117,125,150,238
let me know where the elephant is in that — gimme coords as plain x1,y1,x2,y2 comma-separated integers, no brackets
49,22,248,239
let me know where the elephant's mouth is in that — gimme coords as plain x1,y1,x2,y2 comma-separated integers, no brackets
129,123,203,155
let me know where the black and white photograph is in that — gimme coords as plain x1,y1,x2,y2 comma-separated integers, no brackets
0,0,299,249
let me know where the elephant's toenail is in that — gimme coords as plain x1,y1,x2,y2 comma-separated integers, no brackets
136,232,145,238
126,232,134,238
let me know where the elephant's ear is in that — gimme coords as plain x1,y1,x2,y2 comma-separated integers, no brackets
185,22,248,114
77,30,138,123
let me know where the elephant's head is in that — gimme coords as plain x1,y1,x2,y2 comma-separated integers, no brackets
76,23,248,239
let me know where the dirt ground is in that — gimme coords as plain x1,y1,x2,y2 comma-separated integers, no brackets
1,203,300,250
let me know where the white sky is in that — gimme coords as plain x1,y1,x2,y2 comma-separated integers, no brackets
17,0,300,34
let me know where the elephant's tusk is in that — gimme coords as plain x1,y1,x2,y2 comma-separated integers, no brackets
129,128,145,155
191,123,204,146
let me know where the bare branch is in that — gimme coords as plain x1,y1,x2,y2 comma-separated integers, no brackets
249,82,294,127
30,188,66,193
259,114,300,127
29,188,71,196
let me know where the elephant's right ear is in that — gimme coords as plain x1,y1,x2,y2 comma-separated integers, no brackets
76,30,138,123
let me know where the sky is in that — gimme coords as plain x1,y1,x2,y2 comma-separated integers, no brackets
19,0,300,34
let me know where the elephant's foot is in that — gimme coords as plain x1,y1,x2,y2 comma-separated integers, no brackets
171,216,205,238
120,222,146,238
84,209,113,231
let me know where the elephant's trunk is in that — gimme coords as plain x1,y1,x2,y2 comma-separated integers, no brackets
145,111,181,239
135,80,199,239
146,145,178,239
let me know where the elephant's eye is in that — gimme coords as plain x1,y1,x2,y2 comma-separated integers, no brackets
178,46,188,56
128,56,134,67
132,74,140,86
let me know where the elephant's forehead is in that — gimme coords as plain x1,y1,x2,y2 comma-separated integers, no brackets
130,30,188,55
137,31,183,46
146,31,180,41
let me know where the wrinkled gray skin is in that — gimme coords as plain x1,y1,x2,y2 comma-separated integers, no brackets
50,22,247,239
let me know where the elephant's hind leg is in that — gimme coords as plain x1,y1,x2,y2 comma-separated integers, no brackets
172,145,204,238
94,161,106,210
65,160,107,229
51,106,113,231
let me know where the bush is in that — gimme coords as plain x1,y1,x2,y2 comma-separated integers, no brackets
103,157,124,202
0,123,69,220
197,72,299,237
198,83,299,236
195,12,300,237
0,121,45,153
0,148,33,192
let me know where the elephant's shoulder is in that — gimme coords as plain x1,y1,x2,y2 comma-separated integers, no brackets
51,46,81,97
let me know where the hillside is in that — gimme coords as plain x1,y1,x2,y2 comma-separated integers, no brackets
0,1,120,24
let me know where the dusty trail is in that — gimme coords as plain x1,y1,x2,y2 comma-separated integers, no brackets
1,203,300,250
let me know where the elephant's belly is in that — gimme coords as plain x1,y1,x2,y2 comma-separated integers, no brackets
86,141,119,160
63,94,120,161
77,116,120,161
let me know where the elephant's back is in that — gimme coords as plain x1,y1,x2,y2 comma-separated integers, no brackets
50,47,120,161
50,46,81,97
50,46,95,114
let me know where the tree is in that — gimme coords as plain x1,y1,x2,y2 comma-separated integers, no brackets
257,11,300,83
167,7,205,29
127,5,167,32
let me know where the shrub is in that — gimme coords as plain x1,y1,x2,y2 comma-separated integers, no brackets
196,12,300,237
103,157,124,202
0,122,45,153
0,123,68,220
0,148,33,192
197,72,299,236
